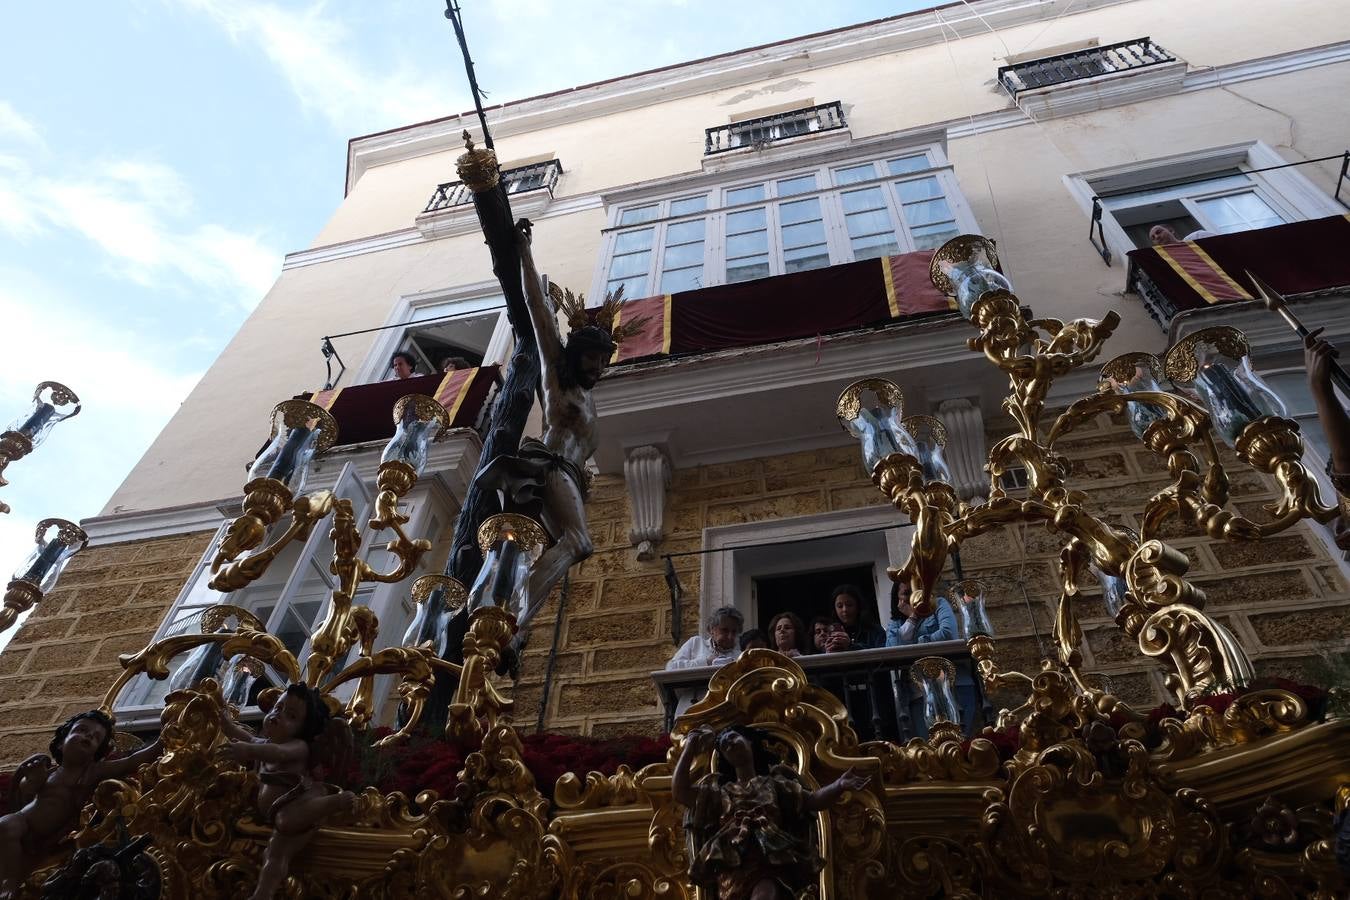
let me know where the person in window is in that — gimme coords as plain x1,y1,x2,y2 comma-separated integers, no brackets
739,628,769,652
824,584,886,652
389,351,417,380
1149,224,1217,245
808,616,832,655
439,355,471,373
768,612,808,657
667,606,743,670
1306,329,1350,550
885,580,958,646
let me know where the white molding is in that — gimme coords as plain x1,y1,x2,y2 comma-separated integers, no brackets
1013,60,1187,120
699,504,910,629
414,188,557,240
282,228,423,271
623,445,672,560
81,503,230,548
344,0,1131,193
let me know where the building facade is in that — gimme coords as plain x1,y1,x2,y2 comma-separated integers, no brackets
2,0,1350,763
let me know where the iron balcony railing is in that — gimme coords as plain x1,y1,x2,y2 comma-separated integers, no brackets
998,37,1175,98
423,158,564,213
704,101,847,155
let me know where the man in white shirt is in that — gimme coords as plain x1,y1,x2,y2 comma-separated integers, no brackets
665,606,743,719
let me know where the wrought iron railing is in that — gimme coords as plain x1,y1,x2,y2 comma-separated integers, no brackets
423,158,564,213
704,101,847,155
1127,263,1176,328
998,38,1175,98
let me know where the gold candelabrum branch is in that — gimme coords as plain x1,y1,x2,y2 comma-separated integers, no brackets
0,381,81,515
109,394,455,742
1,518,87,635
843,234,1338,713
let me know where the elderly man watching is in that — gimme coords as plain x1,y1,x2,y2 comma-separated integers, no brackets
667,606,744,670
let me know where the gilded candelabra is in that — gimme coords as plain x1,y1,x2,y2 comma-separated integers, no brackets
839,234,1338,710
0,381,80,515
105,393,461,743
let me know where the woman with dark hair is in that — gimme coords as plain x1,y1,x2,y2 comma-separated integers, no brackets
885,580,958,646
672,724,868,899
767,612,807,657
825,584,886,652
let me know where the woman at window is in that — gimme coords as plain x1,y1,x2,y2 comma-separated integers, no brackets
824,585,885,652
885,581,958,646
767,612,808,657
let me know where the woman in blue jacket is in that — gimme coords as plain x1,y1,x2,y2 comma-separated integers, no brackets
885,580,958,646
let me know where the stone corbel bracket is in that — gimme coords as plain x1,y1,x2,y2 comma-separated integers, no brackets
624,445,672,561
938,397,988,504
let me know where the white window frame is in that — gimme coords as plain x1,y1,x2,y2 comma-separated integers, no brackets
1066,140,1345,266
593,143,978,300
353,280,512,385
113,462,442,727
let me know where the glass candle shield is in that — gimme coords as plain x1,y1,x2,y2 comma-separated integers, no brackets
382,395,449,476
930,236,1012,320
13,519,87,590
1165,328,1285,448
911,657,961,729
7,382,81,448
248,400,338,493
1099,353,1166,440
836,379,916,475
1088,528,1136,619
468,515,546,617
903,415,952,484
953,579,993,638
402,575,467,654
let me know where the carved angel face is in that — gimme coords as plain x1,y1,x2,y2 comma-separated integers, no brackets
263,692,309,743
716,730,753,769
61,717,109,766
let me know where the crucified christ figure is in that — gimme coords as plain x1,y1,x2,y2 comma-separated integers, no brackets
480,220,649,648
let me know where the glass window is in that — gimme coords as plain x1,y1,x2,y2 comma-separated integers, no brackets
619,204,660,226
607,226,655,298
661,218,706,293
726,184,767,206
1194,191,1285,233
669,195,708,217
777,174,818,197
888,154,929,175
726,207,770,283
842,187,899,259
780,197,829,274
834,163,877,185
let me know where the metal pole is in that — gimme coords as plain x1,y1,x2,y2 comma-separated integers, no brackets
1247,269,1350,397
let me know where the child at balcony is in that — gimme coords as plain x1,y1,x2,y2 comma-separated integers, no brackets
768,612,808,657
824,585,885,652
0,710,162,898
808,616,832,654
738,629,769,652
672,724,869,900
885,580,958,646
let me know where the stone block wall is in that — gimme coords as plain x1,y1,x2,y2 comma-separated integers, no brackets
511,408,1350,735
0,531,214,766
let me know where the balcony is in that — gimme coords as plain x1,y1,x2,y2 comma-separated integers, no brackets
997,38,1183,119
423,158,564,212
306,366,500,447
999,38,1174,96
704,101,847,155
1126,215,1350,326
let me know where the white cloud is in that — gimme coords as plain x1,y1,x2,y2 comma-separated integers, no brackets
0,101,42,147
0,150,280,312
172,0,449,133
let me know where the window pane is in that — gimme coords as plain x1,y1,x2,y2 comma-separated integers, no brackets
895,176,944,203
669,195,708,216
727,231,768,257
911,223,960,250
609,251,651,278
726,184,766,205
666,219,705,245
613,228,654,254
778,174,818,197
841,186,887,214
779,197,821,226
784,244,830,273
888,154,929,175
663,241,704,269
851,233,900,259
607,275,648,298
782,220,826,250
727,257,770,283
1100,170,1249,211
834,163,876,185
727,208,767,233
1195,191,1285,233
902,198,953,226
661,267,704,293
845,209,894,238
619,204,659,226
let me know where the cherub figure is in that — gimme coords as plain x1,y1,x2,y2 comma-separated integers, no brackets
217,683,355,900
0,710,162,899
671,725,870,900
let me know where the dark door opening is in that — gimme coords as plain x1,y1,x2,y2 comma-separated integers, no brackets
754,563,877,640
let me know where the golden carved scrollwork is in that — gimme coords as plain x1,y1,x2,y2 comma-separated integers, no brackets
834,377,904,424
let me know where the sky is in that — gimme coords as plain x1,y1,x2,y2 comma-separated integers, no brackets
0,0,938,640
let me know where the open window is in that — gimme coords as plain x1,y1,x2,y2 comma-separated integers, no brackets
356,288,511,385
